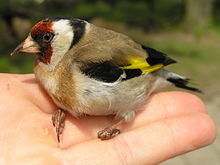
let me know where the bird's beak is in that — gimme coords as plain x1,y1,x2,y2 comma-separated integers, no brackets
11,35,40,56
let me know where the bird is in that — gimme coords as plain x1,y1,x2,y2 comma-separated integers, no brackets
11,16,200,142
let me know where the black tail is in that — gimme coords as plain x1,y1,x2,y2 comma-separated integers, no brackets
167,77,202,93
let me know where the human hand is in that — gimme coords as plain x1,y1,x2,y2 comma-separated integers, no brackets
0,74,216,165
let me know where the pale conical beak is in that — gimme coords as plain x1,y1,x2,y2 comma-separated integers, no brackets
11,35,40,56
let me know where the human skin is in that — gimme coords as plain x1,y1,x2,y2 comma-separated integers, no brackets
0,74,216,165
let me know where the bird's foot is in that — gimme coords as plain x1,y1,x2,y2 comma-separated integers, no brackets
97,127,121,140
97,119,124,140
51,109,66,142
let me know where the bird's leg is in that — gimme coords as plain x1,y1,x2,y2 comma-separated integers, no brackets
97,120,124,140
52,109,66,142
97,111,135,140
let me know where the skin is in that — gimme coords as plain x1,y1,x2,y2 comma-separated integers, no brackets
0,73,216,165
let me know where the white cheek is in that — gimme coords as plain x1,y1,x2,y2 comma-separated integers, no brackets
52,20,74,53
52,30,73,55
40,20,74,71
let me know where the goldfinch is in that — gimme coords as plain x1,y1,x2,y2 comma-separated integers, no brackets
11,16,200,142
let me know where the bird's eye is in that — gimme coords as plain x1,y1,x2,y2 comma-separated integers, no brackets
43,32,54,42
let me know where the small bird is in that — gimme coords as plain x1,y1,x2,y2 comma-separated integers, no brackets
11,16,200,142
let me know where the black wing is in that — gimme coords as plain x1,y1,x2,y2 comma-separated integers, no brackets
81,46,176,83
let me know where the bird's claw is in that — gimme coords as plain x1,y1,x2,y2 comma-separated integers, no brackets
97,127,121,140
51,109,66,142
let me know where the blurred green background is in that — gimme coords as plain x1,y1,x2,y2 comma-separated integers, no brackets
0,0,220,164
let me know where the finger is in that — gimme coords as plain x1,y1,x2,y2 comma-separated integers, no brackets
17,74,57,113
124,91,207,129
61,113,216,165
59,92,207,146
0,74,57,113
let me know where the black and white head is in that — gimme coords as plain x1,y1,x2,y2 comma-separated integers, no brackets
11,16,87,68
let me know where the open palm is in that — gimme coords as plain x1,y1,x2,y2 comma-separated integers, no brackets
0,74,216,165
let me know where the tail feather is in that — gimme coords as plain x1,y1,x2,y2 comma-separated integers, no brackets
156,69,202,93
167,77,202,93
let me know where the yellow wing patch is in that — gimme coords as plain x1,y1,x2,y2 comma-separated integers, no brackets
120,57,164,74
